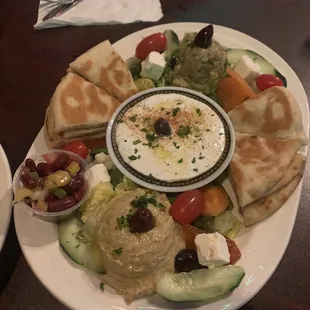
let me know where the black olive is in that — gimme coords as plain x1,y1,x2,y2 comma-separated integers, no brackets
129,208,155,233
169,55,178,70
194,24,214,48
154,118,171,136
174,249,207,273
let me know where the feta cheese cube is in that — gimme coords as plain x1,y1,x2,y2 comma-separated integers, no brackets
233,55,261,85
140,51,166,80
89,164,111,187
94,152,109,164
194,232,230,268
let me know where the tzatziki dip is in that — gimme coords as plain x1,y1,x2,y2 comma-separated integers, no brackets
115,93,226,182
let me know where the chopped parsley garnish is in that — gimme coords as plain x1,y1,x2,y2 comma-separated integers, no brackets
129,114,137,122
141,128,148,133
178,158,183,164
116,214,132,229
124,139,127,142
112,247,123,256
133,139,141,145
145,132,159,148
206,129,210,132
100,283,104,292
116,119,123,124
196,108,202,116
219,132,224,136
193,168,199,172
177,102,182,105
131,194,166,210
172,107,181,116
177,125,191,137
144,117,151,121
134,148,138,154
128,155,140,160
211,114,215,117
191,157,196,164
160,107,165,111
199,155,205,160
173,142,180,149
202,145,205,150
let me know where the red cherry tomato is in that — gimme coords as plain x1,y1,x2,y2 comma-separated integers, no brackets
136,32,167,60
61,140,89,159
169,190,204,225
255,74,283,91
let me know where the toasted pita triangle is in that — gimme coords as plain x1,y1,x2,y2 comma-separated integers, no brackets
228,86,308,146
69,40,138,102
229,133,301,207
243,173,303,227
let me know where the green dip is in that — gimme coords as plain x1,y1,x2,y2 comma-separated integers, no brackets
167,33,227,95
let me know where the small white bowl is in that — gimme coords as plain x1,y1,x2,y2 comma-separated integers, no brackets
106,87,235,192
13,150,91,223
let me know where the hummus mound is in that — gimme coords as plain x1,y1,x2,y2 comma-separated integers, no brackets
98,188,185,303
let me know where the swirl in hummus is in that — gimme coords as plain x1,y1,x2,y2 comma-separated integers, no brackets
97,188,185,303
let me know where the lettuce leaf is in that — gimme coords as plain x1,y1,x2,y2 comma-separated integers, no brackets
115,176,137,195
213,211,242,239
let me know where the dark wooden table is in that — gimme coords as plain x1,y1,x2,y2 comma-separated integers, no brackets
1,0,310,309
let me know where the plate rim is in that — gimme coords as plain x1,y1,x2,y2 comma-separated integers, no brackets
14,22,309,310
0,145,13,253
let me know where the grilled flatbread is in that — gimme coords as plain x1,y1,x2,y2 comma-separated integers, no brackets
229,133,301,207
242,173,303,227
69,40,138,102
44,72,120,148
228,86,308,146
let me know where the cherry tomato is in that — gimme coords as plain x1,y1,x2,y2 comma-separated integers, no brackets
182,225,241,264
83,137,107,150
255,74,283,91
136,33,167,60
169,190,204,225
61,140,89,159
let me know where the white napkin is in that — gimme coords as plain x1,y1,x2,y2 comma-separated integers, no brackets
34,0,163,30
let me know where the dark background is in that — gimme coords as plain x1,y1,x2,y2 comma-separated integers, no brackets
0,0,310,309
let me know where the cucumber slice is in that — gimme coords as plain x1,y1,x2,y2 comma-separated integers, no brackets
58,217,105,273
156,266,245,302
164,29,179,61
226,49,287,87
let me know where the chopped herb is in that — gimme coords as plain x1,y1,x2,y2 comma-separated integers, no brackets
193,168,199,172
144,117,151,121
177,125,191,137
160,107,165,111
206,129,210,132
129,114,137,122
112,247,123,256
199,155,205,160
219,132,224,136
192,157,196,164
133,139,141,145
202,145,205,150
100,283,104,292
131,194,166,210
116,119,123,124
124,139,128,142
177,102,182,105
172,107,181,116
196,108,202,116
178,158,183,164
134,148,138,154
173,142,180,149
145,132,159,148
116,214,132,229
128,155,139,160
141,128,148,133
211,114,215,117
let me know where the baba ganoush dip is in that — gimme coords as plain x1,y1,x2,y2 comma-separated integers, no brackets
115,93,226,182
98,188,185,303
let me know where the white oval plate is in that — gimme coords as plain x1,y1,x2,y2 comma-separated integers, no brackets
0,146,13,253
14,23,309,310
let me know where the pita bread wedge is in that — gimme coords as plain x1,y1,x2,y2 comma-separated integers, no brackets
228,86,308,146
69,40,138,102
243,173,303,227
44,72,120,148
229,133,301,207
